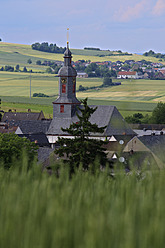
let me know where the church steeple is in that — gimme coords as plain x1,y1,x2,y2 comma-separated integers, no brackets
52,41,81,118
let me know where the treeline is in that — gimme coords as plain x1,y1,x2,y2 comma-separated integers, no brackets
78,77,121,91
33,93,49,97
125,102,165,124
31,42,66,54
84,63,117,78
84,47,100,51
0,65,30,73
143,50,165,60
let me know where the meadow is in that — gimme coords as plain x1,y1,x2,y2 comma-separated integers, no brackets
0,42,165,117
0,156,164,248
0,71,164,117
0,42,164,70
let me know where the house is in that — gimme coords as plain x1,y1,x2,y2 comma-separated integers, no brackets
46,42,135,147
117,71,139,79
77,72,88,78
2,110,45,122
123,135,165,169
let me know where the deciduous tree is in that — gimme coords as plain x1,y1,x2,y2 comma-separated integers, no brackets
0,133,38,169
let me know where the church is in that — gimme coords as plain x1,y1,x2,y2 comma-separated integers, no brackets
46,42,135,146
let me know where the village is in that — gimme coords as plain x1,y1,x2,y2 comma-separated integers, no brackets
0,44,164,169
73,59,165,79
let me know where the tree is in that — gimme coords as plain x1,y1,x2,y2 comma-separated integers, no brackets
102,77,113,86
151,102,165,124
0,133,38,169
15,64,20,71
4,65,14,72
46,67,52,74
36,60,41,65
23,66,27,72
0,38,2,42
55,98,108,172
27,59,32,64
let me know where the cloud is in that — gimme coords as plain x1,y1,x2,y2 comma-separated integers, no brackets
113,0,147,22
152,0,165,16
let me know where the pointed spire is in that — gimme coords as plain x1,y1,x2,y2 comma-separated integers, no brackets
64,28,72,57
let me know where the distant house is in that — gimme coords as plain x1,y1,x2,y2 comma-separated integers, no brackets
123,135,165,169
117,71,139,79
2,111,45,122
77,72,88,78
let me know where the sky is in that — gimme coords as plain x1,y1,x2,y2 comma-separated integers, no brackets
1,0,165,53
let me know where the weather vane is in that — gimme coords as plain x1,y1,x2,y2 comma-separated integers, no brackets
67,28,69,45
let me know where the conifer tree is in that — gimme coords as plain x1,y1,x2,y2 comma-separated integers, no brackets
55,98,108,171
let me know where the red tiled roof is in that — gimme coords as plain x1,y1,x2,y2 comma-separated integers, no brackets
118,71,137,75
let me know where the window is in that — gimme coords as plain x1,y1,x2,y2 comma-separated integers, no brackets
60,105,64,113
73,84,75,93
62,84,66,93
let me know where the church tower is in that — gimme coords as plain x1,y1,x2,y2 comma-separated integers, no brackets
53,42,81,118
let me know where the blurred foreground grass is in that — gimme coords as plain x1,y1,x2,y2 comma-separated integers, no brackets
0,157,164,248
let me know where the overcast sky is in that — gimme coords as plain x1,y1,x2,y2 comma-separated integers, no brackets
1,0,165,53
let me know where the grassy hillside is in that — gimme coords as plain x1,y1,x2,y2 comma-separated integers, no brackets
0,42,165,117
0,42,164,69
0,72,164,103
0,71,164,117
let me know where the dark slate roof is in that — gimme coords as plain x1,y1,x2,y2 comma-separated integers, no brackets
2,111,44,122
15,120,51,134
38,147,54,163
17,133,50,147
138,135,165,152
47,105,135,136
138,135,165,163
58,66,77,77
53,96,80,104
64,47,72,57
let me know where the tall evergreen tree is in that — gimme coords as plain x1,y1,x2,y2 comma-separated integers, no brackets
55,98,108,171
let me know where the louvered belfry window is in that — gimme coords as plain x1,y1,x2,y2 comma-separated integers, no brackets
62,84,66,93
73,84,75,93
60,105,64,113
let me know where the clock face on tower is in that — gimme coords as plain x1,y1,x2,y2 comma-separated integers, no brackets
61,78,67,84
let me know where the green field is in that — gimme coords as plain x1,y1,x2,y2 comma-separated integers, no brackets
0,70,164,117
0,42,165,117
0,158,165,248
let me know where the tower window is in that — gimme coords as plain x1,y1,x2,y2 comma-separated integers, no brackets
62,84,66,93
60,105,64,113
73,84,75,93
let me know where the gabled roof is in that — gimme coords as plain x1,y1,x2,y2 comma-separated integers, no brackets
15,120,51,134
47,105,135,136
2,111,45,122
138,135,165,153
17,133,50,147
118,71,137,75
